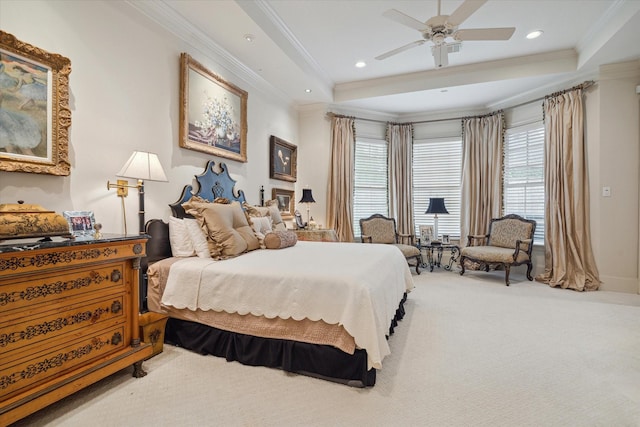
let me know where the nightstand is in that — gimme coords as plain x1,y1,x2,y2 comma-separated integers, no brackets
294,228,338,242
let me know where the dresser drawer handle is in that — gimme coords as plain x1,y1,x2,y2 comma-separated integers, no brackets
110,269,121,282
111,300,122,314
111,332,122,346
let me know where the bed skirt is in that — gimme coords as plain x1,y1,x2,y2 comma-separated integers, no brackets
164,292,407,387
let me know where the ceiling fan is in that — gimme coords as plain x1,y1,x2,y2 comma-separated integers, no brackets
375,0,515,68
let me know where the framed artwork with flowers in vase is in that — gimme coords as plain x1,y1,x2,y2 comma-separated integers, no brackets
179,53,248,162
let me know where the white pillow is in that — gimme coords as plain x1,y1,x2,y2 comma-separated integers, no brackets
184,218,212,258
250,216,272,235
168,217,195,257
250,216,273,249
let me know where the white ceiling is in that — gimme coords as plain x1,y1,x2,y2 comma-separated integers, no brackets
131,0,640,118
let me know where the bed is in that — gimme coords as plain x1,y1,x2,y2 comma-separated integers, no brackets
144,160,413,387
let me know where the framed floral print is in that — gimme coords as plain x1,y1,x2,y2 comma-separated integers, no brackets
0,31,71,176
179,52,247,162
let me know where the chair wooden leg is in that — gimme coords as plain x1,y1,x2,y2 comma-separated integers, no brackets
526,262,533,281
504,265,511,286
459,256,466,276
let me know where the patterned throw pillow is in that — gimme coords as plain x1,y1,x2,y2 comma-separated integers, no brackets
264,230,297,249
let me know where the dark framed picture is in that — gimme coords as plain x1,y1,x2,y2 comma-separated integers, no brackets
179,53,248,162
271,188,294,219
63,211,96,237
0,30,72,176
269,135,297,182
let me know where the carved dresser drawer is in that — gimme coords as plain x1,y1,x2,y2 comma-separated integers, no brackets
0,235,153,425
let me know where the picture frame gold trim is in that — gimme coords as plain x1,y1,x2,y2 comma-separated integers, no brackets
0,31,71,176
269,135,297,182
271,188,294,220
179,53,248,162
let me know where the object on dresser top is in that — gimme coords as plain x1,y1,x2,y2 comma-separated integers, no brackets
0,201,72,241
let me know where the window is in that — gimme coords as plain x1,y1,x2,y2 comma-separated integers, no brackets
503,123,545,244
412,137,462,238
353,137,388,237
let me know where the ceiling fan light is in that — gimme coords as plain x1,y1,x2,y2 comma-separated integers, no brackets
526,30,543,40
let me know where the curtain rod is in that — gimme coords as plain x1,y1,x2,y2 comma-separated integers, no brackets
326,80,596,125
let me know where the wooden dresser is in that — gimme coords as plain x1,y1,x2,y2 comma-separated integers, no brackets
0,235,153,425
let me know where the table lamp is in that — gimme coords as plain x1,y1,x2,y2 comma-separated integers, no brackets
107,151,167,235
298,188,316,229
425,197,448,241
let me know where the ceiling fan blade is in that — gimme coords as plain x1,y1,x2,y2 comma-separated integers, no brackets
447,0,487,27
383,9,428,32
375,40,426,60
454,27,516,41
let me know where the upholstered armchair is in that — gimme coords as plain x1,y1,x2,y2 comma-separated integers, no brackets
359,214,422,274
459,214,536,286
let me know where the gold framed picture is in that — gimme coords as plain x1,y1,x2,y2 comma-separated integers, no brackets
0,30,71,176
271,188,294,219
269,135,297,182
179,52,247,162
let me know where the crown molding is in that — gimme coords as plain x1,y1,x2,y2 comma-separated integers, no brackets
124,0,294,106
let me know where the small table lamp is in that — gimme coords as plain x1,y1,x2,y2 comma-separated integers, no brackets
425,197,448,241
298,188,316,229
108,151,168,235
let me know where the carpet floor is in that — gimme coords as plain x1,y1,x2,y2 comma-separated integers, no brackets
10,269,640,427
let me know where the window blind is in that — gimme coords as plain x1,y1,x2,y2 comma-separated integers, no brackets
504,123,545,244
412,137,462,238
353,138,388,237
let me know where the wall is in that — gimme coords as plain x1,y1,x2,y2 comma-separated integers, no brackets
594,61,640,293
0,1,298,234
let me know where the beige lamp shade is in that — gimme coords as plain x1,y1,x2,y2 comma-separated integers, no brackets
117,151,167,182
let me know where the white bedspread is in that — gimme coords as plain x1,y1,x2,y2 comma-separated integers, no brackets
161,241,414,369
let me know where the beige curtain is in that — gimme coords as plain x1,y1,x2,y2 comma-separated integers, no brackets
536,88,600,291
327,116,355,242
460,112,504,246
387,123,414,236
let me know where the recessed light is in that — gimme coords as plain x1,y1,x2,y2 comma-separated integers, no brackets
305,89,312,93
244,34,255,42
355,61,366,68
526,30,543,40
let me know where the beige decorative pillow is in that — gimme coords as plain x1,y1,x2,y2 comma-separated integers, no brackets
264,230,298,249
243,201,286,231
264,199,286,231
183,199,260,258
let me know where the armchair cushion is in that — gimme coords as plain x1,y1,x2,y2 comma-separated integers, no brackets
490,219,535,249
394,243,421,259
360,217,396,244
461,245,529,264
